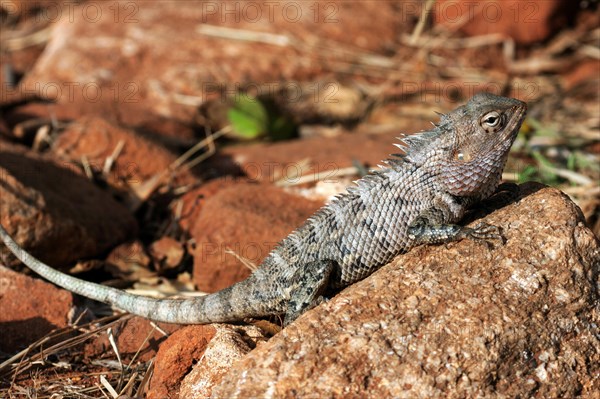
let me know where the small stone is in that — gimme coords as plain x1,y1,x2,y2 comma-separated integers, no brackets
179,324,269,398
149,236,185,272
147,325,217,399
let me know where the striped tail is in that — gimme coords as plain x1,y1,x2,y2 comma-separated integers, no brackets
0,224,271,324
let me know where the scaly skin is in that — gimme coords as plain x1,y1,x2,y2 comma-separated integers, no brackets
0,93,527,325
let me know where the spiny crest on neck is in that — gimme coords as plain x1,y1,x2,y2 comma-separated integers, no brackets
385,116,453,168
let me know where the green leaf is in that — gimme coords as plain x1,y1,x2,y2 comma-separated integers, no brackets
227,95,268,139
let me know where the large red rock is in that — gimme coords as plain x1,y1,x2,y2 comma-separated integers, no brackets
213,184,600,398
0,141,137,269
177,177,244,234
192,182,323,292
0,265,74,352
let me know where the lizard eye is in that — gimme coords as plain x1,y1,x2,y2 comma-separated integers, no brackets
480,111,503,132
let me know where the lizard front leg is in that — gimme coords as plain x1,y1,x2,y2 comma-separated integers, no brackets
407,208,503,247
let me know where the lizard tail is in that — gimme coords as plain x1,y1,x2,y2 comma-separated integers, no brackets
0,224,268,324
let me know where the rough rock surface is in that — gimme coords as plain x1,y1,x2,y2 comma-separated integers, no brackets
0,265,74,352
177,177,244,234
147,325,216,399
213,183,600,398
179,324,269,399
192,182,323,292
0,141,138,268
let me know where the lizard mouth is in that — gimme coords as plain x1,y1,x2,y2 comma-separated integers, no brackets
503,102,528,143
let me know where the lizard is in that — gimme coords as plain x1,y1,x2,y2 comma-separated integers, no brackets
0,92,527,326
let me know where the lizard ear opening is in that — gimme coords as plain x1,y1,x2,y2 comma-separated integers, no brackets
453,150,473,162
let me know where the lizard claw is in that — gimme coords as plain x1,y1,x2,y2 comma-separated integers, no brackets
462,222,505,245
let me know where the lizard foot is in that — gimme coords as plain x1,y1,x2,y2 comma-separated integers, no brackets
461,222,505,246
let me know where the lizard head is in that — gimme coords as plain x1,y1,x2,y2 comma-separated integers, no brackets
439,92,527,197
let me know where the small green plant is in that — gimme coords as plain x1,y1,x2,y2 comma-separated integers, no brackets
513,117,598,187
227,94,296,140
517,164,538,184
227,94,269,140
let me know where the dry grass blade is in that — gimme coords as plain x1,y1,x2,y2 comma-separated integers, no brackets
107,328,123,370
402,32,508,49
0,314,130,377
561,185,600,197
579,44,600,59
32,124,51,151
0,314,158,398
201,22,401,74
177,126,230,172
106,327,126,393
540,165,594,186
128,127,229,210
2,25,53,51
275,166,364,187
409,0,436,45
225,248,259,271
126,323,161,370
135,359,154,398
100,374,119,398
12,118,50,140
508,55,580,74
119,371,139,397
197,24,295,47
81,155,94,180
103,140,125,176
